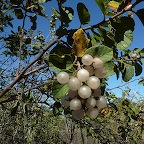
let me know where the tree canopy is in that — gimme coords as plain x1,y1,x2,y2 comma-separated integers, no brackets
0,0,144,143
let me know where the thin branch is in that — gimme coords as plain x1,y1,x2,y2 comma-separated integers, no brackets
107,77,142,91
0,37,60,97
83,0,143,31
24,65,48,77
0,0,143,98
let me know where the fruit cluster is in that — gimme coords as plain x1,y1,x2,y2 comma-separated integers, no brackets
57,54,107,120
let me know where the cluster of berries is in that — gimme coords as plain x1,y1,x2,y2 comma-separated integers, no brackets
57,54,107,120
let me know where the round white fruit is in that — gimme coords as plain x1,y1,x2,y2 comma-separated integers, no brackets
87,76,100,89
77,68,89,82
61,95,70,108
85,97,96,108
70,98,82,110
66,89,78,99
94,67,107,78
92,88,101,97
96,96,107,109
82,54,93,66
68,77,81,91
57,72,69,84
131,53,137,58
86,108,98,119
78,85,92,99
84,66,94,76
92,57,104,68
72,109,84,120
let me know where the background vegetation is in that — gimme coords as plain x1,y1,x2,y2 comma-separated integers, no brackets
0,0,144,143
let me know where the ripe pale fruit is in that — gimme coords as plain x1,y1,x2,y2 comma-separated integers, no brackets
87,76,100,89
92,57,104,68
84,66,94,76
86,108,98,119
131,53,137,58
61,95,70,108
96,96,107,109
85,97,96,108
78,85,92,99
82,54,93,66
72,109,84,120
94,67,107,78
68,77,81,91
92,88,101,97
57,72,69,84
66,89,78,99
70,98,82,110
77,68,89,82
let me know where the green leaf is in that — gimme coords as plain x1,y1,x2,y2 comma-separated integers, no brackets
38,0,46,3
104,62,115,76
14,9,23,19
138,79,144,86
77,3,90,25
136,9,144,26
11,101,19,116
59,6,74,24
56,26,67,37
122,64,134,82
117,30,133,50
134,63,142,76
51,7,60,18
85,45,113,63
49,62,62,73
52,81,69,99
140,48,144,57
95,0,109,15
53,101,63,116
49,54,74,71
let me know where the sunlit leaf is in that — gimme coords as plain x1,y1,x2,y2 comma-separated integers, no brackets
140,48,144,57
38,0,46,3
52,81,69,99
104,62,115,76
72,28,88,57
108,1,120,12
122,64,134,82
77,3,90,25
117,30,133,50
85,45,113,63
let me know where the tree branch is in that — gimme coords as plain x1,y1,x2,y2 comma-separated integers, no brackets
0,37,60,97
83,0,143,31
23,65,48,77
0,0,143,98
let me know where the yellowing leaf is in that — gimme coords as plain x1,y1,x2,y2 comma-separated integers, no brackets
108,1,120,12
72,28,88,57
108,0,132,12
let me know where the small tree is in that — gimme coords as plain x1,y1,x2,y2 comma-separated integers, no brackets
0,0,144,143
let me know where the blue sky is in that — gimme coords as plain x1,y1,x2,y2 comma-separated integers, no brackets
1,0,144,101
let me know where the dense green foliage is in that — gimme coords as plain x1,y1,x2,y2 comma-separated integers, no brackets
0,0,144,143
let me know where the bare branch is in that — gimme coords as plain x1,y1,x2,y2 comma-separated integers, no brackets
0,37,60,97
24,65,48,77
